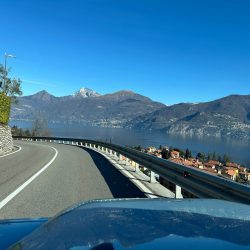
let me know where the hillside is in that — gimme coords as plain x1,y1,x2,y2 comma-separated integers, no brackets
128,95,250,140
11,88,165,128
11,90,250,139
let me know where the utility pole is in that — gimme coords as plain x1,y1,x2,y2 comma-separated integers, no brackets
3,53,16,90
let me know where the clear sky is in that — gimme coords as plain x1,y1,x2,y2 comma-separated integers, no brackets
1,0,250,104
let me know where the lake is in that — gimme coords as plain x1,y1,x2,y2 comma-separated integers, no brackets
10,120,250,166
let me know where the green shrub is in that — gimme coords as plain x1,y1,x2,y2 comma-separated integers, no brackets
0,93,11,124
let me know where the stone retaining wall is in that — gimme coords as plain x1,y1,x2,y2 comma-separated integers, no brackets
0,125,13,155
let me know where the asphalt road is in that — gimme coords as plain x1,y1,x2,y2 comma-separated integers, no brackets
0,141,145,219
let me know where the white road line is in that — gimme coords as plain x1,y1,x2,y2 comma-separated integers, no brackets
0,146,58,210
0,146,22,158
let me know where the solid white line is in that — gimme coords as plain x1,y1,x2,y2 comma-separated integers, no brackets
0,146,22,158
0,146,58,210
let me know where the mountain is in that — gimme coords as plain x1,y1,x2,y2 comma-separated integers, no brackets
10,90,250,139
11,89,165,128
128,95,250,140
73,87,101,98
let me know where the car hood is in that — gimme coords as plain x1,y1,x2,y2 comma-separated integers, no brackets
8,198,250,249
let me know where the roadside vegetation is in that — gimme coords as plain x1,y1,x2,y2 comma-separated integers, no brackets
11,118,51,137
0,64,22,125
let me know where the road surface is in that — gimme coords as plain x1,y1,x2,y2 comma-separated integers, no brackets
0,141,145,219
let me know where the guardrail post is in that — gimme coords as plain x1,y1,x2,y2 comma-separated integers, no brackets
119,154,123,162
175,185,183,199
135,162,139,172
116,152,119,159
150,171,156,183
125,157,130,166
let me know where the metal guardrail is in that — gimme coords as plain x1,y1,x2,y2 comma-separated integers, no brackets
13,136,250,204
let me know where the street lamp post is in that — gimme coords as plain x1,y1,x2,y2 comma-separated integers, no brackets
3,53,16,90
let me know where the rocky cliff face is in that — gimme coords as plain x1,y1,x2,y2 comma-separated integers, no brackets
0,125,13,155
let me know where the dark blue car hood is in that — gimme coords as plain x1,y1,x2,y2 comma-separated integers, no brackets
6,199,250,249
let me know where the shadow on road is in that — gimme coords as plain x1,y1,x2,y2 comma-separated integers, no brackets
78,147,147,199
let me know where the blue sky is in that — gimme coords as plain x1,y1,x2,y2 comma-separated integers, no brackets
1,0,250,104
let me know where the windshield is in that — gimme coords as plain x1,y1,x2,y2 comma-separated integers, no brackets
0,0,250,249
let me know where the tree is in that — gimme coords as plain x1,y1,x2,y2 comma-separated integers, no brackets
185,149,189,159
161,148,169,159
168,146,173,158
179,150,185,158
0,64,22,99
207,153,212,161
218,155,222,163
212,152,217,161
31,118,51,137
185,149,192,159
11,125,32,136
222,154,230,164
11,125,23,136
196,152,206,162
24,129,31,137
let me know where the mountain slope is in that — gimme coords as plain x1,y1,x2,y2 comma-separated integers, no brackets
11,89,165,127
11,90,250,139
128,95,250,139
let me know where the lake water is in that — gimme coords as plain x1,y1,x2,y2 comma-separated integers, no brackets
10,120,250,166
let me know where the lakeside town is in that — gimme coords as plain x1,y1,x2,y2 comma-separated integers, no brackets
133,145,250,185
11,124,250,185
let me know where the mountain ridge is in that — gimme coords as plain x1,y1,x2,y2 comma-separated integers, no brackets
11,88,165,128
10,89,250,140
128,94,250,140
